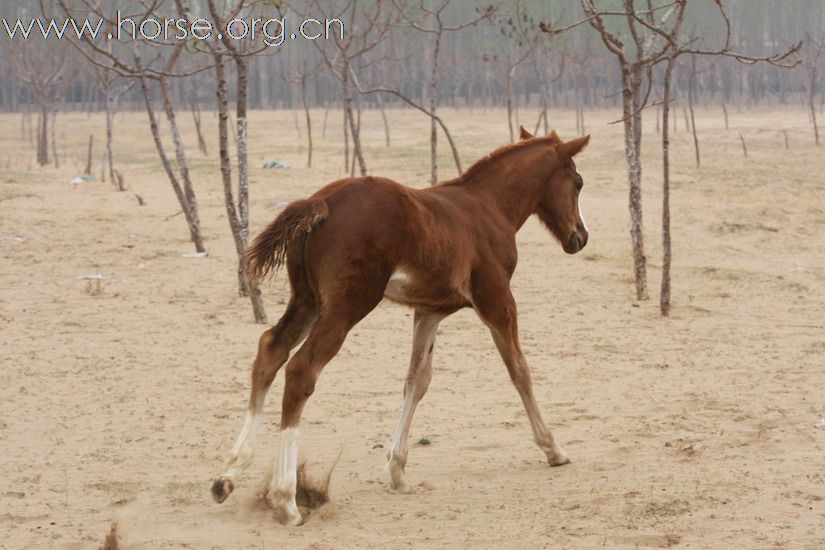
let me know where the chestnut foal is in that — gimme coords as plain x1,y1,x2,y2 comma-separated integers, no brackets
211,127,590,525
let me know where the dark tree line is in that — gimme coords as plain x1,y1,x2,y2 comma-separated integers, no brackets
1,1,822,115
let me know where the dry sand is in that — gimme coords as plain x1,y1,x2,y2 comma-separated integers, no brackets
1,106,824,549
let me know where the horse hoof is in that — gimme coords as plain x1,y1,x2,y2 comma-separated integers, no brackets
389,481,412,494
273,503,303,526
548,447,571,467
211,477,234,503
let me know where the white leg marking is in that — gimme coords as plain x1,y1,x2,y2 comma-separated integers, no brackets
387,386,417,492
388,388,416,462
271,427,301,524
221,410,261,480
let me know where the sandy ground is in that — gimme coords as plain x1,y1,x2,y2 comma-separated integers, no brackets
1,105,824,549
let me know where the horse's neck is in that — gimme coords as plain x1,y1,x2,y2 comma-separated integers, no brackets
465,154,547,230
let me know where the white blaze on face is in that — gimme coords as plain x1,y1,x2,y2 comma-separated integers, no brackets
575,167,589,233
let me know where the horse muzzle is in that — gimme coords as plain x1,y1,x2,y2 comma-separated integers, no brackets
563,228,588,254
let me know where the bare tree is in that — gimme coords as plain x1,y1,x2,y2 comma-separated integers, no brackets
201,0,272,324
577,0,800,305
486,8,530,143
186,77,209,156
95,65,134,190
8,37,73,167
648,0,800,316
56,0,209,253
578,0,682,301
283,46,321,168
804,32,825,145
304,0,394,177
397,0,494,183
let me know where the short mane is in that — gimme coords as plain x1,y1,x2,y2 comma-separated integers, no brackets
438,135,559,187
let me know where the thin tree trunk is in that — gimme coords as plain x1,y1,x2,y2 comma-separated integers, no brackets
85,134,93,175
235,56,267,323
623,66,648,301
809,66,820,145
376,93,390,147
343,103,349,172
136,70,205,253
342,66,366,176
506,63,516,143
322,99,330,140
350,93,362,178
190,97,208,155
738,132,748,157
157,75,204,250
105,97,123,189
51,109,59,168
215,54,267,323
429,30,443,185
688,56,700,168
301,75,313,168
721,102,729,130
578,107,585,135
37,106,49,166
660,57,675,316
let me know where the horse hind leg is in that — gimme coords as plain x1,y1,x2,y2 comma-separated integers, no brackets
387,311,442,492
266,314,352,525
211,298,317,503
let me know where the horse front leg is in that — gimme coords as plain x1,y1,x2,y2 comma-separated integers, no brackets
473,278,569,467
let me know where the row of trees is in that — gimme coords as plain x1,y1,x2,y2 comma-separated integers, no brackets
0,0,817,321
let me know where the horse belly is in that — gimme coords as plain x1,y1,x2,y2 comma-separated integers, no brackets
383,270,466,310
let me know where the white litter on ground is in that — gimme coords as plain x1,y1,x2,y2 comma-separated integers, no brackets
0,235,27,242
77,274,107,280
815,418,825,428
70,175,96,185
181,252,208,259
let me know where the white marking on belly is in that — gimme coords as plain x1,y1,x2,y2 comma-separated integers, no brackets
385,270,411,301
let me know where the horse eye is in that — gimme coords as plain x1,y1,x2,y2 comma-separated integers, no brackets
575,178,583,191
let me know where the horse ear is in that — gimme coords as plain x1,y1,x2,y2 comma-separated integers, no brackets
560,135,590,158
547,130,561,144
519,125,533,140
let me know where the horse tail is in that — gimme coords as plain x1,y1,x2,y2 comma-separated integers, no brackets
243,198,329,284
